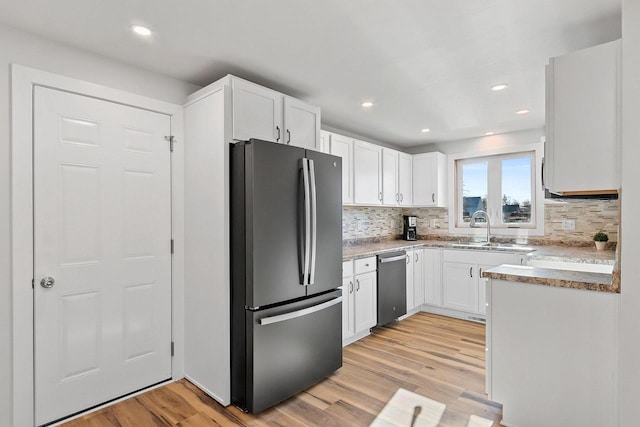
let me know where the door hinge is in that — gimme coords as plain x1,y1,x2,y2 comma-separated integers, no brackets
171,341,175,357
171,239,174,254
165,135,176,152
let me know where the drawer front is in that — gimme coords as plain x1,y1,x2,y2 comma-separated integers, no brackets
443,249,516,266
342,260,354,278
354,256,377,274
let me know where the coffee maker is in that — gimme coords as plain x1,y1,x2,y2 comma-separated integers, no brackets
403,215,417,240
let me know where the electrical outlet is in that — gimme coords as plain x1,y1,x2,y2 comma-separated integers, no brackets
562,219,576,231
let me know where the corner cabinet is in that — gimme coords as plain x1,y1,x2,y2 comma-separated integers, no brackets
545,39,620,195
342,258,377,346
412,152,447,207
230,76,320,149
353,140,383,205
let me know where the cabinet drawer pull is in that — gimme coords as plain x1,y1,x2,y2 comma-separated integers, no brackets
470,267,473,278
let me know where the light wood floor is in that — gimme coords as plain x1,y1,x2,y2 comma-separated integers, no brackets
63,313,502,426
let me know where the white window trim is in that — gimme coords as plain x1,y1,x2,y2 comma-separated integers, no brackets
447,142,545,237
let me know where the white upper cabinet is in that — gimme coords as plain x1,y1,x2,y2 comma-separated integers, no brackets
382,149,413,206
353,140,382,205
413,152,447,207
545,39,620,194
232,78,283,143
319,130,331,154
283,96,320,149
382,148,399,205
398,153,413,206
329,133,354,204
230,76,320,149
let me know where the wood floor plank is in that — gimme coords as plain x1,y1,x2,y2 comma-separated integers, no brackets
60,313,503,427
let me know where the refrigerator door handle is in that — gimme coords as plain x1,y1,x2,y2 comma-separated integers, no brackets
258,296,342,326
301,158,311,285
308,158,317,285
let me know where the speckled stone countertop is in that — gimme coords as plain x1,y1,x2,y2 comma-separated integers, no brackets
343,239,619,293
342,239,617,264
483,265,619,293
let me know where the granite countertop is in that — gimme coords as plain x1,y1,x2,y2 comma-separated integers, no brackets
483,265,619,293
343,238,619,293
342,239,617,264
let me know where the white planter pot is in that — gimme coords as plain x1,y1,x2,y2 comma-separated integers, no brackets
595,241,607,250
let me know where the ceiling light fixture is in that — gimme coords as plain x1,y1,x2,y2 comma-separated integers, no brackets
516,109,530,115
421,128,430,133
361,101,374,108
490,83,508,91
130,25,152,37
485,131,495,136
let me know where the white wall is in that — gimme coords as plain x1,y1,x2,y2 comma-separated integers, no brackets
0,23,199,425
620,1,640,425
406,128,544,155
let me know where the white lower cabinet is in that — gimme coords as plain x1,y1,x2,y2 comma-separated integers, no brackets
440,250,518,320
442,261,478,313
405,249,425,311
342,258,377,345
422,248,442,306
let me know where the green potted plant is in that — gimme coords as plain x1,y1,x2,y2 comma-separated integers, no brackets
593,231,609,250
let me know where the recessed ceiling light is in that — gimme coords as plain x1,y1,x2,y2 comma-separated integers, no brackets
485,131,495,136
361,101,374,108
490,83,508,91
516,109,530,115
421,128,430,133
130,25,152,37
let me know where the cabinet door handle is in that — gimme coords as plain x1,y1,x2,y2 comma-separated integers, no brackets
415,253,419,263
379,192,382,201
349,281,354,294
432,193,435,203
406,255,410,265
356,279,360,291
479,267,483,277
470,267,473,278
396,193,399,201
287,129,291,144
276,126,281,142
400,193,403,202
541,157,546,190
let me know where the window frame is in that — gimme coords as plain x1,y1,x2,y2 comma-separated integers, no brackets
448,142,545,237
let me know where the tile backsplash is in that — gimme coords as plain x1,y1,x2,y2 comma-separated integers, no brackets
343,199,619,246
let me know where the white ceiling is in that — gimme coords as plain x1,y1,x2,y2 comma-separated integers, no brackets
0,0,621,146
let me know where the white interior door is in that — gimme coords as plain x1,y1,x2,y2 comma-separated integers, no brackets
33,86,172,425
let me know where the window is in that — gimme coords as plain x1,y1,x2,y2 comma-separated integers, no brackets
456,151,536,230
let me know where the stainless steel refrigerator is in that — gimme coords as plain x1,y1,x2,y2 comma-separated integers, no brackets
230,139,343,413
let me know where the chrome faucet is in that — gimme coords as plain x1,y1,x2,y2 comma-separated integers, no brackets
470,210,491,244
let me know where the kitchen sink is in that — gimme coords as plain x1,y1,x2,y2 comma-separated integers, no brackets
449,242,535,252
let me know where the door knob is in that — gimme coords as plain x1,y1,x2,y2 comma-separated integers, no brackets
40,276,55,288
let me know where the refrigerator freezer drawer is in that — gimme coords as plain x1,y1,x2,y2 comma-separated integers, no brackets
234,290,342,413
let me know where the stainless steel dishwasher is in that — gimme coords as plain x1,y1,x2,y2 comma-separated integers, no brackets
376,251,407,326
